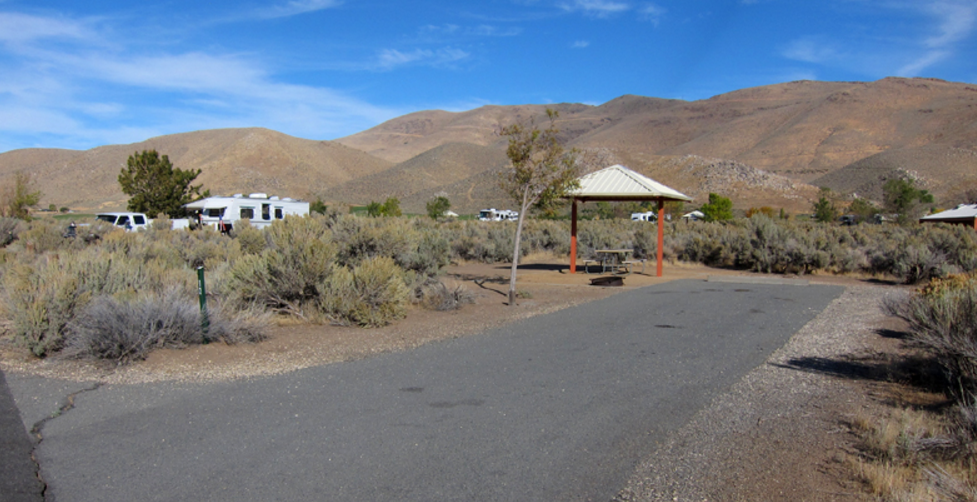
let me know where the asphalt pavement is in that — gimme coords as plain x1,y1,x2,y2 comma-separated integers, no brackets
4,279,844,502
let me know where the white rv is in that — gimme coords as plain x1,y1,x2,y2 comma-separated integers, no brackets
478,208,519,222
630,211,657,222
185,193,310,232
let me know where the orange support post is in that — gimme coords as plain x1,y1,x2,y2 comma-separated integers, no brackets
657,197,664,277
570,199,578,273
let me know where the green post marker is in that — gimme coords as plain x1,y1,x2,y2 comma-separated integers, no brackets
197,266,209,336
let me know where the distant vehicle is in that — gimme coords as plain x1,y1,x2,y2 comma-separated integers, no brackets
631,211,657,222
478,208,518,222
95,212,192,231
95,212,151,232
184,193,310,232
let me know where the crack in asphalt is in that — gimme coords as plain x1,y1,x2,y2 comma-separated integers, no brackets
28,382,102,500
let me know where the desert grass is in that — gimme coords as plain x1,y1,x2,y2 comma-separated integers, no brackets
853,272,977,500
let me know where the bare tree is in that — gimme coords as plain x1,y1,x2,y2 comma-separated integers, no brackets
500,109,580,306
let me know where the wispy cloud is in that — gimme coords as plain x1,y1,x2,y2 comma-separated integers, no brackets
253,0,342,20
420,23,522,38
639,4,666,25
0,10,399,149
0,12,98,44
559,0,631,18
899,0,977,75
782,1,977,78
781,36,840,64
373,48,471,71
571,40,590,48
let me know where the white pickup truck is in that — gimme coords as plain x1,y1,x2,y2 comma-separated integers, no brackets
95,212,191,231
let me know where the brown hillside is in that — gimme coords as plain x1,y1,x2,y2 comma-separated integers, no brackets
811,145,977,204
0,128,392,211
337,78,977,208
317,142,509,209
335,103,595,164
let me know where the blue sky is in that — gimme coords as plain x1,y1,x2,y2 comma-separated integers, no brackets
2,0,976,153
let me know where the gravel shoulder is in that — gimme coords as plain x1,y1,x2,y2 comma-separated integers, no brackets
615,283,907,502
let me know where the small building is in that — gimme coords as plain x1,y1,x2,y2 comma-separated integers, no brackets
682,210,705,221
920,204,977,230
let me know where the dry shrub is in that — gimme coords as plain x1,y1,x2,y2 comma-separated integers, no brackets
322,256,409,327
420,280,476,311
886,273,977,399
232,219,266,255
0,240,199,356
62,289,266,365
225,217,336,318
0,217,24,247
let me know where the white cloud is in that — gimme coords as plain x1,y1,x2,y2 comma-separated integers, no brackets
639,4,665,25
253,0,343,19
373,47,470,71
898,0,977,75
559,0,631,18
781,37,840,64
0,10,401,150
0,12,97,44
420,24,521,38
571,40,590,48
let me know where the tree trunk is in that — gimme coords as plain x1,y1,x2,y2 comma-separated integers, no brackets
508,189,531,306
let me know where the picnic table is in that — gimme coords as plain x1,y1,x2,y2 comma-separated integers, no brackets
585,249,640,275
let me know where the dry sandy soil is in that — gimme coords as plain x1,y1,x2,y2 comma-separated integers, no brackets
0,258,913,501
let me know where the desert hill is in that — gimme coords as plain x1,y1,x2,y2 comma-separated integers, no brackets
2,77,976,214
335,77,977,210
318,142,509,210
811,145,977,204
0,128,392,211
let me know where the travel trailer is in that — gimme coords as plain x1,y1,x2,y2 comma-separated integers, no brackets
630,211,657,222
478,208,519,222
185,193,310,232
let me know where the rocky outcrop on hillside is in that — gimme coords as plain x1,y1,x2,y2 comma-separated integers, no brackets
672,155,798,194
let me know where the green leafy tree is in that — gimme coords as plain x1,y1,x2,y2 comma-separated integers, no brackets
426,195,451,220
1,172,42,220
381,197,402,217
500,109,580,306
365,201,383,217
365,197,402,217
310,198,328,215
812,187,839,223
700,193,733,222
883,178,934,224
118,150,208,217
848,197,878,223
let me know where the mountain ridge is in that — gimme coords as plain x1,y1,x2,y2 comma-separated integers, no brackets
2,77,975,214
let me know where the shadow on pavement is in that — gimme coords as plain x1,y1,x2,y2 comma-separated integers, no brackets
0,368,43,502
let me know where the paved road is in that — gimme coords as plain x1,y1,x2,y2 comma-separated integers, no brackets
5,279,843,502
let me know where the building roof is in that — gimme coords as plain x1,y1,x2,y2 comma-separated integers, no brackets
570,164,692,202
920,204,977,221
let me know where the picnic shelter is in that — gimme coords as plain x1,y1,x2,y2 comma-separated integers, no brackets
567,165,692,277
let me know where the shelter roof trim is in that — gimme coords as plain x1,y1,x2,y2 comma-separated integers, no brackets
921,204,977,221
569,164,691,202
